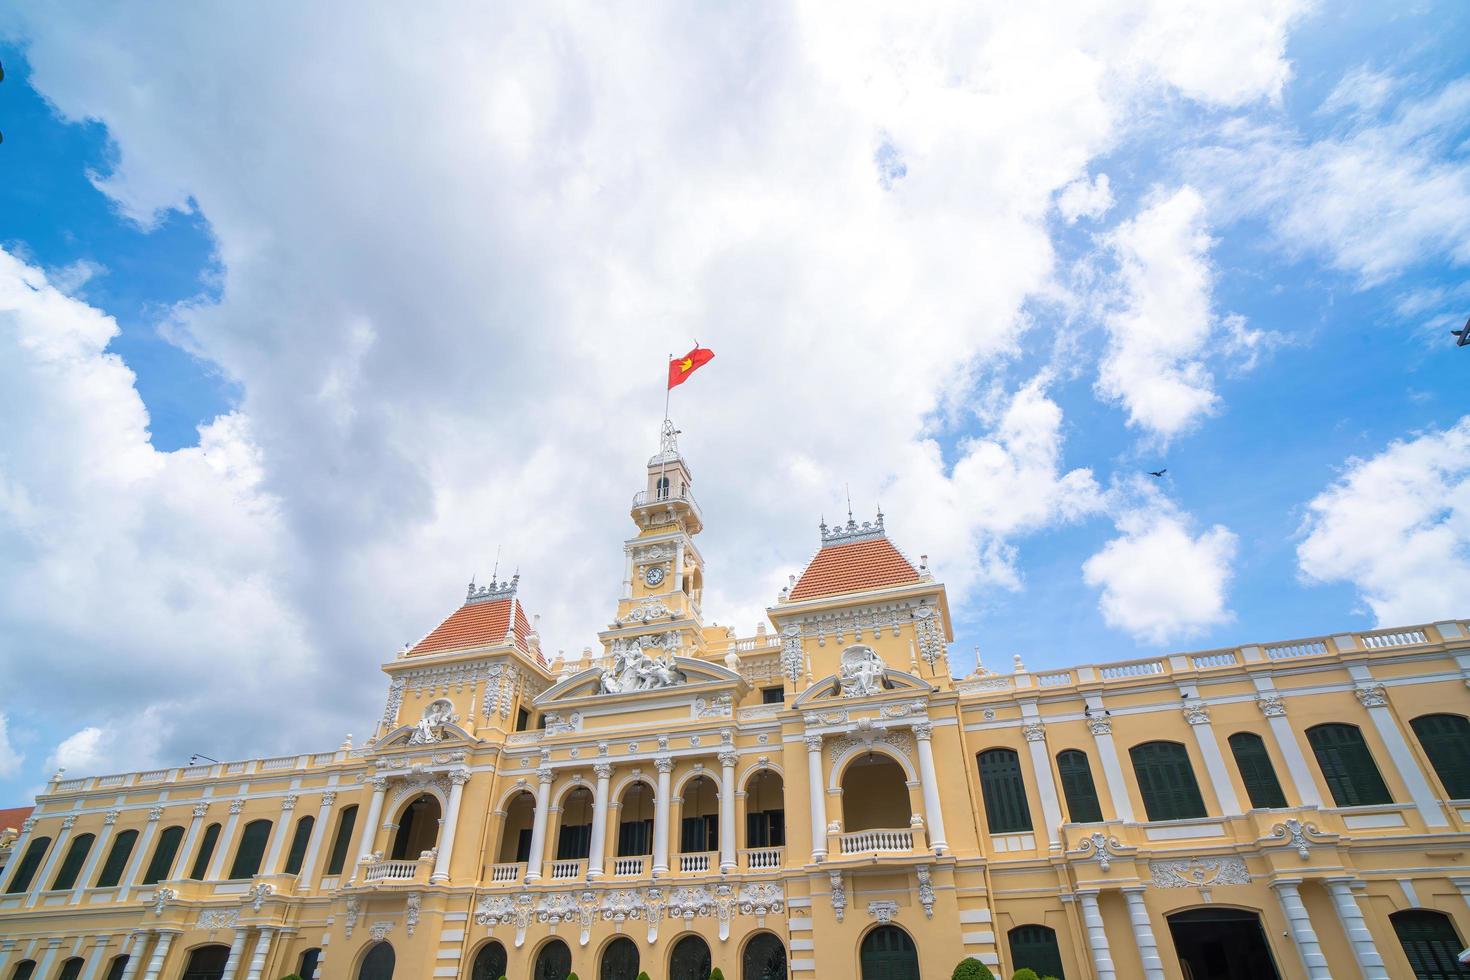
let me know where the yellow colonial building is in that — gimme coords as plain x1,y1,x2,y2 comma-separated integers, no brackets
3,423,1470,980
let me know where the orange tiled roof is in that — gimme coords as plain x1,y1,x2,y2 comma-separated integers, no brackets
410,596,532,657
788,536,920,600
0,806,34,833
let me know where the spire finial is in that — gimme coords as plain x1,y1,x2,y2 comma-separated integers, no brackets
845,483,853,524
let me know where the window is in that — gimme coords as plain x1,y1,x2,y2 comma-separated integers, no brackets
142,826,184,885
284,815,316,875
55,960,83,980
761,686,784,705
655,476,671,500
515,708,531,732
746,809,786,848
556,822,592,860
325,805,358,876
357,943,395,980
298,949,322,979
600,936,640,980
4,837,50,894
1056,749,1104,823
1008,924,1067,980
1307,724,1392,807
8,963,35,980
95,829,140,888
228,819,273,879
977,748,1033,834
51,833,96,890
103,956,129,980
1130,741,1208,821
189,823,221,880
532,940,570,980
742,933,787,980
180,945,231,980
617,819,653,857
1229,732,1288,808
670,934,713,980
680,813,718,853
1390,909,1470,980
1410,714,1470,800
469,941,507,980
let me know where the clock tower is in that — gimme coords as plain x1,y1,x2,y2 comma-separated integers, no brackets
597,420,708,665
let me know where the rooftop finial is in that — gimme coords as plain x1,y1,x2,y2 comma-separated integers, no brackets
820,508,889,546
845,483,853,523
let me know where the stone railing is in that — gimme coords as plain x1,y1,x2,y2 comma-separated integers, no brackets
34,745,354,798
362,860,419,884
678,852,713,873
490,863,524,883
613,856,646,877
549,859,585,880
838,828,913,855
743,847,783,870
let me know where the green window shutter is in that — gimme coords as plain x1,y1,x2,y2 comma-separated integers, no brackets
228,819,273,879
5,837,51,894
978,748,1034,834
142,825,185,885
1307,724,1392,806
1228,732,1288,808
50,833,96,890
1009,924,1068,979
283,816,315,875
325,805,358,875
95,829,139,888
1057,749,1104,823
189,823,221,880
1390,910,1470,979
1130,741,1208,821
1410,714,1470,800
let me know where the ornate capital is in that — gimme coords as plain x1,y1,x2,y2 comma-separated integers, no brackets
228,799,246,815
20,817,36,833
192,802,212,818
655,758,675,774
912,722,933,741
1354,684,1388,708
320,791,337,808
449,768,472,787
593,762,614,780
1256,694,1286,717
537,767,555,784
1022,722,1046,742
1182,702,1210,725
60,815,78,831
280,795,299,812
103,809,121,826
147,807,164,822
368,775,390,792
718,752,739,769
1087,717,1112,735
804,735,823,752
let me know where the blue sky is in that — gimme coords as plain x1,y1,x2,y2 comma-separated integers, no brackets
0,2,1467,803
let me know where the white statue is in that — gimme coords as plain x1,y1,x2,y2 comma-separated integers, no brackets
409,698,458,744
838,645,886,698
599,640,687,693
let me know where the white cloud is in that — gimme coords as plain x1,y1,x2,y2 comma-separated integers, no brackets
1297,418,1470,626
1083,486,1238,644
0,715,22,779
1095,187,1224,441
0,2,1307,774
1319,66,1396,118
1058,173,1114,223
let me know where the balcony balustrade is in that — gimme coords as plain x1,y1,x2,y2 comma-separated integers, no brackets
491,863,524,883
613,856,646,877
678,852,713,873
838,827,913,855
742,847,783,870
550,859,585,880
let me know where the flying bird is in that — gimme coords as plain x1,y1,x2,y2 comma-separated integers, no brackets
1453,316,1470,347
1148,469,1167,478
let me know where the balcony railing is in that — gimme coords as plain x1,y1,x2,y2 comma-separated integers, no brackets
613,856,646,877
631,487,700,512
491,863,524,883
362,860,418,883
550,859,585,880
678,852,713,873
743,847,783,869
839,828,914,855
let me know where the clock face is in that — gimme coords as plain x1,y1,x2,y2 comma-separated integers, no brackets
643,566,665,587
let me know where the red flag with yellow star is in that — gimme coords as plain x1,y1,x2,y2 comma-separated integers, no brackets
668,346,715,389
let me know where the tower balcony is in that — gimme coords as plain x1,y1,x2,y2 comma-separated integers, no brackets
631,487,703,532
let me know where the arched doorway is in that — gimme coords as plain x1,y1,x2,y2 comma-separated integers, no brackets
670,934,712,980
391,794,442,860
742,933,787,980
1391,909,1470,979
840,754,911,832
1007,925,1065,979
616,781,656,868
55,960,84,980
1167,908,1280,980
745,770,786,857
533,938,572,980
470,940,508,980
180,944,231,980
556,786,594,867
499,791,537,866
859,925,918,980
600,936,640,980
679,776,719,860
358,942,395,980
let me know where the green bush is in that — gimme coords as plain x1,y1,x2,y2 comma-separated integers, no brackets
951,959,995,980
636,973,652,980
1011,970,1041,980
278,975,304,980
567,974,579,980
710,969,726,980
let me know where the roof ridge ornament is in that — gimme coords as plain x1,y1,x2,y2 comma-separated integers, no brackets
648,418,683,466
466,572,519,604
820,508,886,546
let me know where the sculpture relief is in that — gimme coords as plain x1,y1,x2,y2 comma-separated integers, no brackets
409,698,459,744
838,645,886,698
599,643,686,693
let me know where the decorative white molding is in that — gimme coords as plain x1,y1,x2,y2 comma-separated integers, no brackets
829,871,847,922
916,865,935,918
1354,685,1388,708
838,646,887,698
1022,722,1046,742
1148,856,1250,888
1087,717,1113,735
198,908,240,930
1271,818,1327,860
1073,832,1131,873
867,900,899,924
913,606,945,669
1256,695,1287,717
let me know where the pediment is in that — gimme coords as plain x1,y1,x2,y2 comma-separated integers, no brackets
536,657,744,707
376,720,477,749
791,667,933,708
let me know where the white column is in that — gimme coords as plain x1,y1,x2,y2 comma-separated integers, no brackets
80,935,114,980
118,807,165,901
26,815,78,906
243,927,274,980
1273,879,1332,979
719,751,738,872
207,800,247,880
1122,887,1165,980
174,803,212,880
140,931,176,980
34,939,62,980
355,777,389,873
1183,702,1242,815
1326,878,1389,980
1356,684,1448,826
1086,714,1135,822
1018,721,1061,848
432,769,470,883
524,768,554,883
117,933,146,980
0,818,37,894
588,763,613,879
1256,695,1324,808
805,735,828,862
1076,890,1116,980
261,796,299,875
1454,876,1470,912
297,792,336,887
72,809,120,903
221,928,250,980
652,757,674,876
913,723,952,854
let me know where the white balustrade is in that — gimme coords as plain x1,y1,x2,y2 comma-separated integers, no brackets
838,828,913,855
259,756,295,771
1361,629,1427,649
1037,671,1072,687
1099,660,1164,680
1267,641,1328,660
743,847,783,869
362,860,418,883
613,856,646,877
1191,652,1237,669
678,852,712,873
491,863,524,883
550,859,585,880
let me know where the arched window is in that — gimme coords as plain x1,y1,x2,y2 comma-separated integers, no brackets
617,783,656,857
1056,750,1103,823
469,941,507,980
499,791,537,864
95,828,140,888
1390,909,1470,979
298,949,322,980
1229,732,1287,808
1008,925,1066,979
742,932,787,980
556,787,594,861
1130,741,1208,821
7,962,35,980
1410,714,1470,799
51,833,96,890
284,815,316,875
1307,724,1392,807
180,944,231,980
391,795,441,860
357,943,395,980
189,823,221,880
533,938,572,980
143,826,185,885
55,959,84,980
326,805,359,876
745,770,786,849
978,748,1032,834
656,476,671,500
670,934,712,980
841,753,912,832
859,926,919,980
679,776,719,854
103,956,129,980
4,837,50,894
228,819,273,879
600,936,640,980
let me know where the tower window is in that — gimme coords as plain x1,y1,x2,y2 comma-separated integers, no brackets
762,686,784,705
